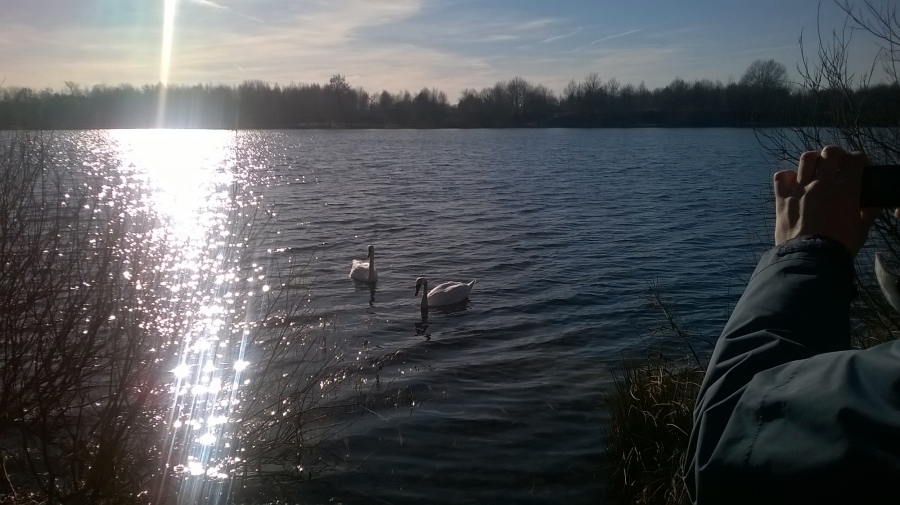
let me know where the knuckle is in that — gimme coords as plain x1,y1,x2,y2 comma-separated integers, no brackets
799,151,818,162
820,145,845,158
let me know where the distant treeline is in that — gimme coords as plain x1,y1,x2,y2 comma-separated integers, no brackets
2,60,898,129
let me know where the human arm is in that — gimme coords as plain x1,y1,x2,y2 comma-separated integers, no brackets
684,147,900,504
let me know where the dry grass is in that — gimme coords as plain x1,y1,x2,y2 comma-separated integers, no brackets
604,356,703,505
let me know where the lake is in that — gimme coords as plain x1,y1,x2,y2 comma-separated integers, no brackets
52,128,775,503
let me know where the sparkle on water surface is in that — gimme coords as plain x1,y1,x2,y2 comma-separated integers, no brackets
107,130,262,501
32,127,777,503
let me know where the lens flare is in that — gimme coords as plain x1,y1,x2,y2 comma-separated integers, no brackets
158,0,178,126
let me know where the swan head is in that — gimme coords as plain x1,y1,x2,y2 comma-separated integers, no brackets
367,245,375,258
415,277,427,296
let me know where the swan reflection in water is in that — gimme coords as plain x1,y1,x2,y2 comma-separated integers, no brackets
351,279,378,305
415,316,431,340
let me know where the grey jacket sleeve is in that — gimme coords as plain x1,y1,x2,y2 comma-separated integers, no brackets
685,235,900,504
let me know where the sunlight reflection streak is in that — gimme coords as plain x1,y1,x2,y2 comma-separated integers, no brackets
158,0,178,126
108,130,250,504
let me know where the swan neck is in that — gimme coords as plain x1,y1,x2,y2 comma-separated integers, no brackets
368,255,375,281
420,281,428,310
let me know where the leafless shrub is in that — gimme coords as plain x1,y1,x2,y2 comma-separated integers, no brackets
0,131,171,501
0,132,390,503
757,0,900,347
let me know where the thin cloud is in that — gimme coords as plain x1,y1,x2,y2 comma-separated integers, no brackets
589,29,642,44
519,18,559,30
644,25,703,40
190,0,226,9
418,16,565,46
541,28,581,44
187,0,266,24
485,35,519,41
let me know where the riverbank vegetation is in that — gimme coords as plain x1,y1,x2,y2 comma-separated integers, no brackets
603,2,900,503
604,283,709,505
0,131,397,502
2,58,898,130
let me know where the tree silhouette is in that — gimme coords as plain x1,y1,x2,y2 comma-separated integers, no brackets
506,77,529,117
0,65,890,129
740,59,790,91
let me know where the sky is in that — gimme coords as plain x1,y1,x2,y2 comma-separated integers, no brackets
0,0,893,101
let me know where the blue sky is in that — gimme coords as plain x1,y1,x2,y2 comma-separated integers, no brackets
0,0,890,100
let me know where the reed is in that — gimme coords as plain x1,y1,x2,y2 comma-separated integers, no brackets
604,356,702,505
603,281,706,505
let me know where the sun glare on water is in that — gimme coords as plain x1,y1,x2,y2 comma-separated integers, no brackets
109,129,234,240
108,129,261,502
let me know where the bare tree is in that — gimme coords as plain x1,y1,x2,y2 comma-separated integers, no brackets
562,79,580,113
506,76,530,116
604,77,621,96
63,80,81,96
581,72,604,119
325,74,354,121
740,59,790,91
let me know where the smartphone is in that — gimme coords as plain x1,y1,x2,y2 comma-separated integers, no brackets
861,165,900,207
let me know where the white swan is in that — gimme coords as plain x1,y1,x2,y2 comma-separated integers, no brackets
349,245,377,283
415,277,475,310
875,253,900,314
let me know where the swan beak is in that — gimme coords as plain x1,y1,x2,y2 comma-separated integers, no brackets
415,286,420,296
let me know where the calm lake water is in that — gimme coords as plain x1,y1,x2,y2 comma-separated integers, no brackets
57,128,775,503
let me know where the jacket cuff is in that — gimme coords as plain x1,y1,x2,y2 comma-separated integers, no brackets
773,235,856,303
775,234,853,262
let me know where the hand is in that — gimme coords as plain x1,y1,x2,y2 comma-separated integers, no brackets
773,146,880,255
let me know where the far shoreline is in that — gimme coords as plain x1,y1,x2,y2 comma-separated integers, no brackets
0,123,802,131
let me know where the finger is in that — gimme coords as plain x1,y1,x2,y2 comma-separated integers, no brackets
774,170,798,220
774,170,798,200
895,207,900,219
797,150,819,185
815,145,846,180
839,150,868,183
